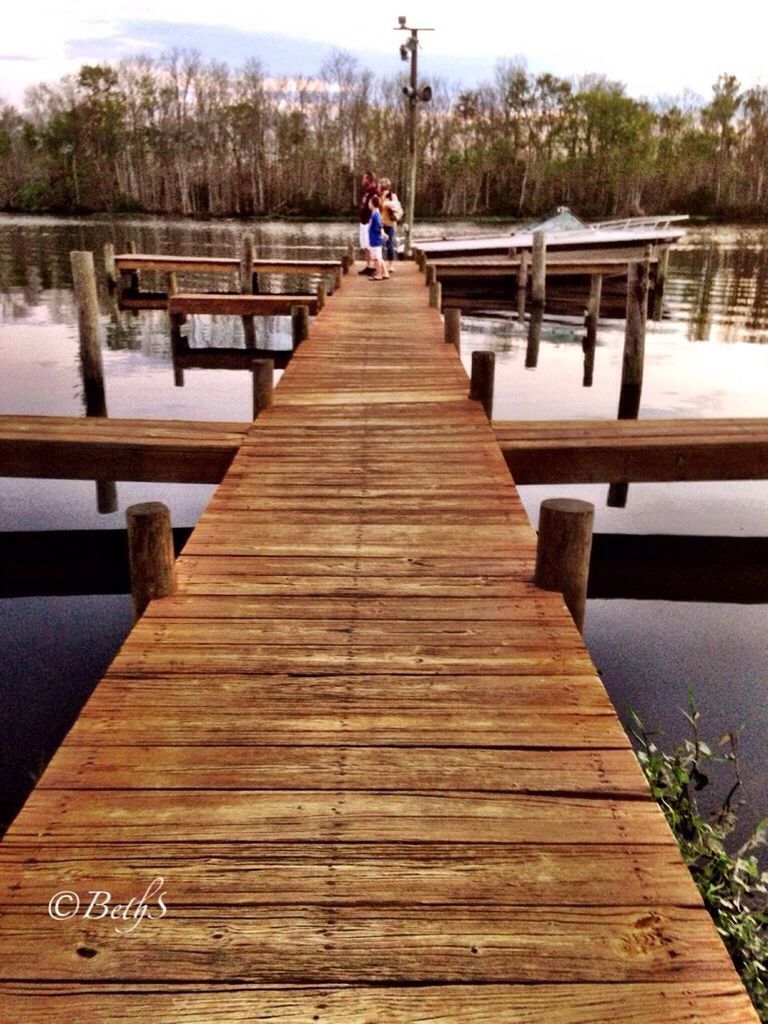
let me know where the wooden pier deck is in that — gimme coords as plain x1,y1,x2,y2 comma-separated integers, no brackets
0,262,758,1022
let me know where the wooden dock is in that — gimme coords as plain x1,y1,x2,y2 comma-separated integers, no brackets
0,262,758,1022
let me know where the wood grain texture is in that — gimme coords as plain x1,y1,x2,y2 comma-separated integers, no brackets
0,260,754,1021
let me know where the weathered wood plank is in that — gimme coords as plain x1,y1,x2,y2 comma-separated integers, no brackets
0,905,733,983
0,982,757,1024
495,417,768,483
0,841,700,907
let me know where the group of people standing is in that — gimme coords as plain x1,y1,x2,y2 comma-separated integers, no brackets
357,171,403,281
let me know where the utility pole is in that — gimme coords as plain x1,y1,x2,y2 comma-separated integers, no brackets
395,16,433,258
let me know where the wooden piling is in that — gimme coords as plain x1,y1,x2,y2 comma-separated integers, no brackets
426,263,437,287
525,306,543,369
70,251,107,417
170,312,186,387
531,230,546,308
103,242,116,287
317,280,327,311
126,501,176,621
583,273,602,387
335,266,343,291
429,279,442,310
652,244,670,321
252,358,274,418
619,258,649,417
534,497,594,634
291,304,310,347
444,307,461,348
240,233,257,348
469,350,495,420
517,249,529,321
341,253,352,275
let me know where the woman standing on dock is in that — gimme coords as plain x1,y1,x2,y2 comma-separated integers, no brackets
357,170,379,275
379,177,401,275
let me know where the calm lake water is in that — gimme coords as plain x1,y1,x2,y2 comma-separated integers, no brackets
1,215,766,845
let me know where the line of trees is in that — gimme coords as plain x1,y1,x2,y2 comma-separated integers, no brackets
0,49,766,221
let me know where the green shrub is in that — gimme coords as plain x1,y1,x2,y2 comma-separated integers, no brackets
631,700,768,1020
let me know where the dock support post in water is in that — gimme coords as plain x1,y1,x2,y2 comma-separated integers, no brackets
652,244,670,321
252,358,274,418
444,307,461,348
469,350,495,420
126,501,176,621
517,249,529,321
240,233,257,348
534,497,594,634
291,304,310,347
609,256,650,507
103,242,116,288
583,273,603,387
71,249,117,514
531,230,546,308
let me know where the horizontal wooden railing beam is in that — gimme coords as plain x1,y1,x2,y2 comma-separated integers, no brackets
0,415,248,482
168,293,319,316
115,254,342,275
494,417,768,483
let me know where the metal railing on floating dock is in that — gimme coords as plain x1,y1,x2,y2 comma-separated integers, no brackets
0,258,759,1022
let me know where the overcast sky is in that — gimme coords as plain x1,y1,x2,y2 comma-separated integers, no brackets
2,0,766,107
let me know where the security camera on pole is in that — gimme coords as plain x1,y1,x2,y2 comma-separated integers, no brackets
395,16,433,259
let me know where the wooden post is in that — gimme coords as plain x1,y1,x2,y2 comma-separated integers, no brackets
531,230,546,308
166,271,178,298
583,273,602,387
70,250,107,418
525,306,543,369
534,497,594,634
240,233,257,348
619,258,649,418
652,245,670,321
103,242,116,287
252,358,274,418
341,253,352,275
517,249,529,321
96,480,117,515
444,307,461,348
317,280,326,311
429,279,442,309
240,234,254,293
126,239,139,291
426,263,436,287
469,350,495,420
347,243,355,270
170,312,186,387
291,304,310,347
126,501,175,621
335,266,343,291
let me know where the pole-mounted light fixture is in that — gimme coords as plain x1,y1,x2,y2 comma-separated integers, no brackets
393,16,434,258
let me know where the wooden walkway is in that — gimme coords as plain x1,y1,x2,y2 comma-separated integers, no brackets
0,262,758,1022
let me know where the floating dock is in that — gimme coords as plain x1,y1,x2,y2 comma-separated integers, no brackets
0,261,758,1022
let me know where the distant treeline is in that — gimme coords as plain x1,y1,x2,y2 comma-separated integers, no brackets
0,50,766,220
